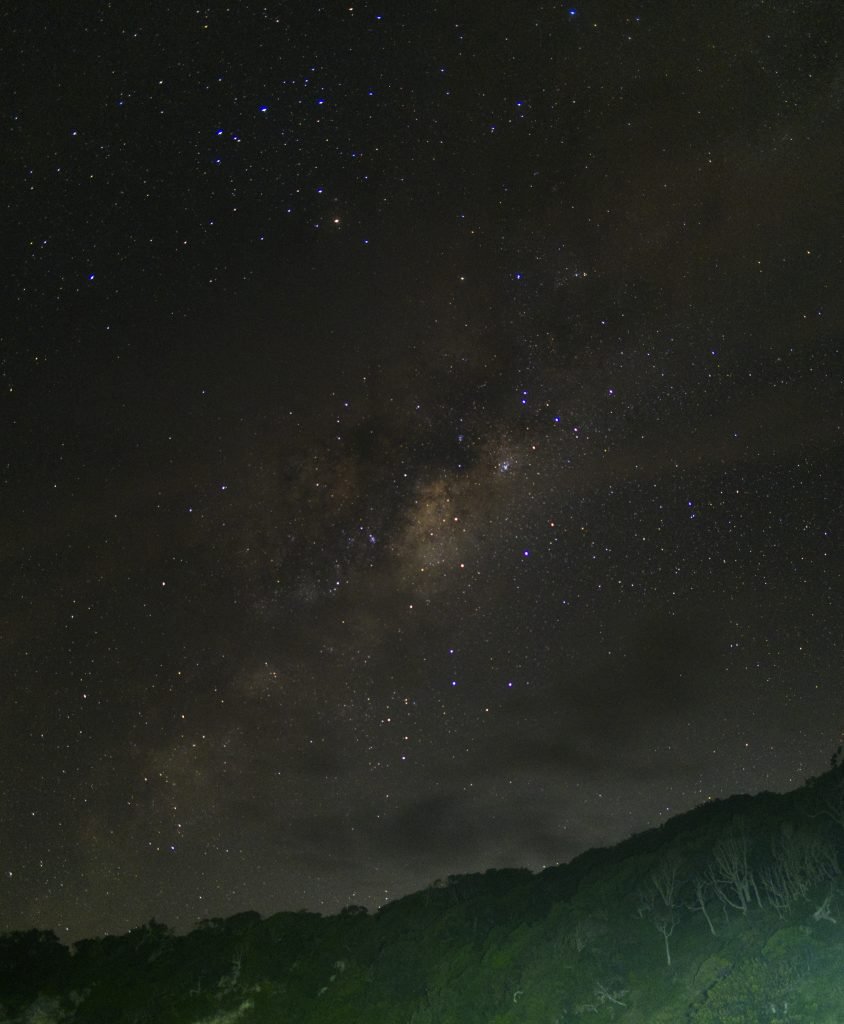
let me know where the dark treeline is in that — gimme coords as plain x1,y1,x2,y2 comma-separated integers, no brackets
2,761,843,1022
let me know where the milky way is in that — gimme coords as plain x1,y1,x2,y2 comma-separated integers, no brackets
1,1,842,940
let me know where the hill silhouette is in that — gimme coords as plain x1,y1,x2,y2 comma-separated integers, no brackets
2,762,843,1022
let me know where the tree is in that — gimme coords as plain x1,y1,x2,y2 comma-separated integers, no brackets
0,931,68,1002
760,824,840,916
812,881,838,924
639,852,683,967
706,819,757,915
564,911,607,953
339,905,368,917
687,874,717,936
814,771,844,831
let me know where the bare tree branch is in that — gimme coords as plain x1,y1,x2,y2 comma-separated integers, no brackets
707,820,755,914
686,874,717,935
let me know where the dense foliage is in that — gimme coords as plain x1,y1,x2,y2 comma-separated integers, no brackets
3,765,843,1022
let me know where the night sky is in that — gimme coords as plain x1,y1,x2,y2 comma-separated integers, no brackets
2,1,842,942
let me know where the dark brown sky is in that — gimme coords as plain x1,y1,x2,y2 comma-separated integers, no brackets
1,0,842,941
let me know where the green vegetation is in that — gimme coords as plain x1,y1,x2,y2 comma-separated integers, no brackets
3,764,843,1022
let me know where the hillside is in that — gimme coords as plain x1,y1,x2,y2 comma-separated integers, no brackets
2,764,843,1023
